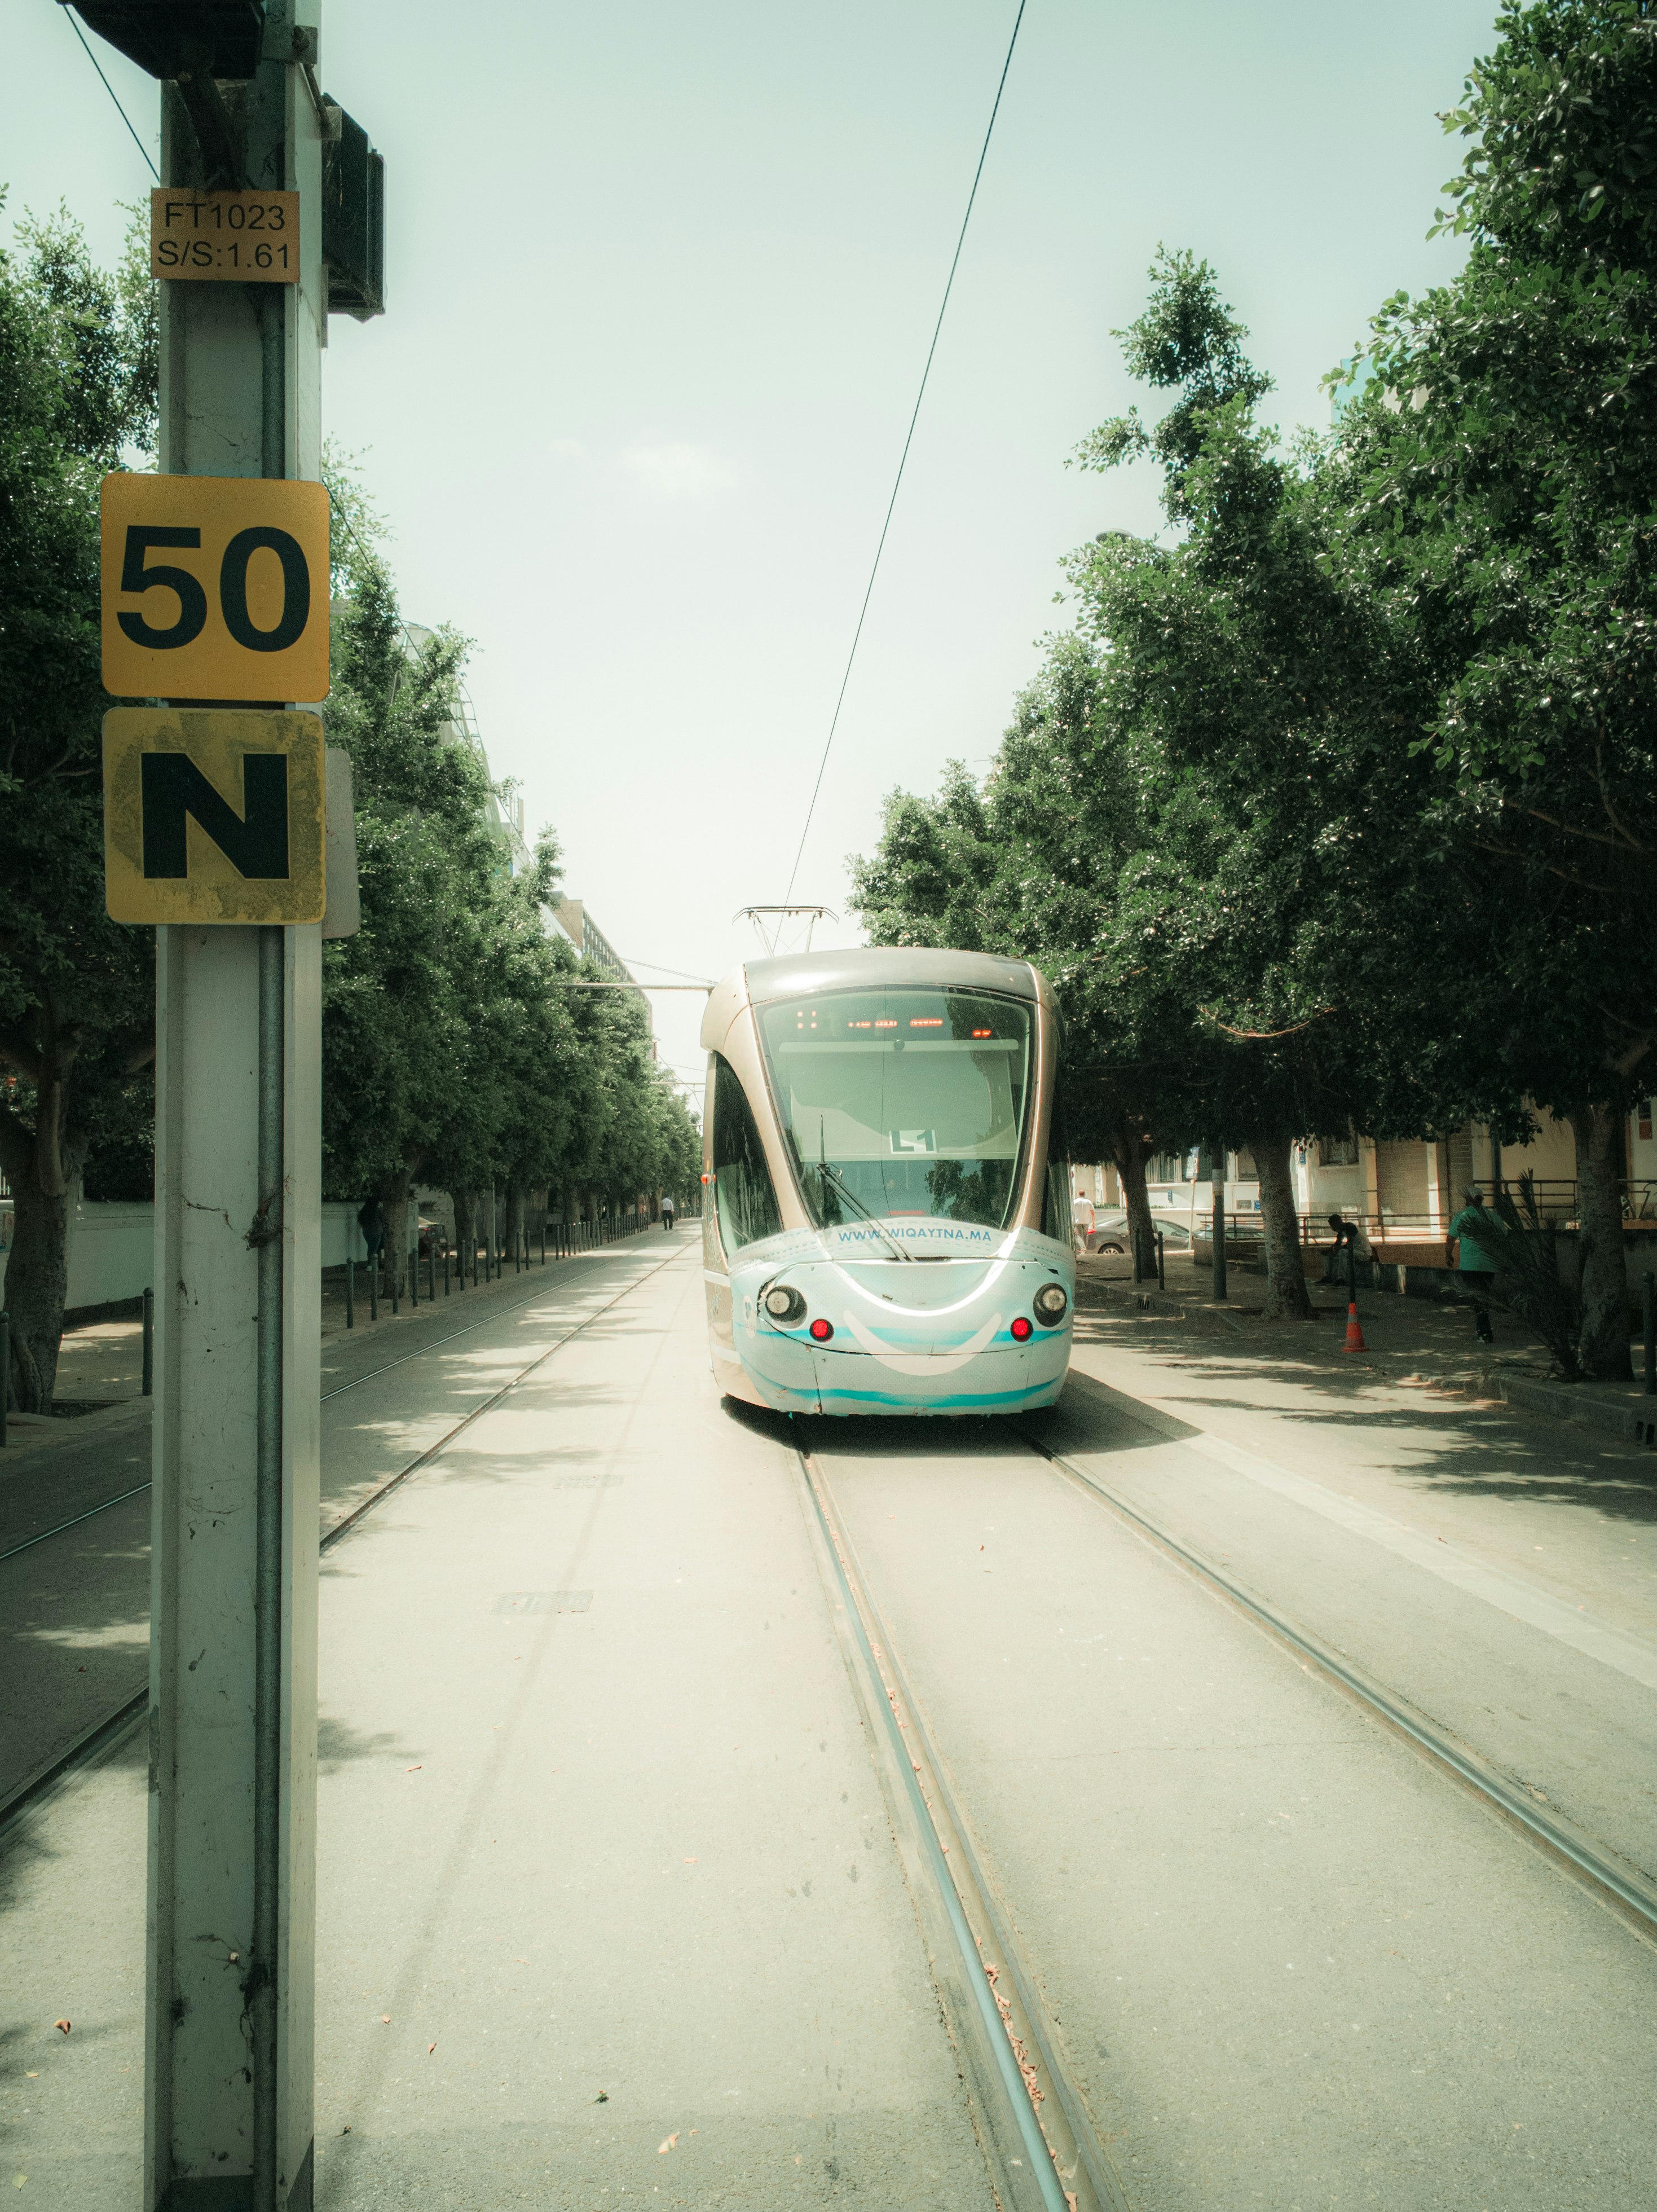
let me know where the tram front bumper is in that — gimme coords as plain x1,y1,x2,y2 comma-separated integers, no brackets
734,1291,1071,1416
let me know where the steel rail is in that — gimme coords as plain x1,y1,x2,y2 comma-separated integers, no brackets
0,1481,153,1564
0,1251,684,1834
1020,1427,1657,1947
0,1243,668,1567
796,1443,1119,2212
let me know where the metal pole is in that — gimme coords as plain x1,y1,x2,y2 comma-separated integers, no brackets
252,926,284,2212
345,1256,354,1330
1211,1149,1227,1302
1156,1230,1166,1290
1645,1271,1655,1397
442,1243,450,1296
142,1285,155,1395
390,1243,399,1315
0,1311,8,1448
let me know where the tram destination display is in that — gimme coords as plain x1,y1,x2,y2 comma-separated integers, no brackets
100,473,330,702
150,190,300,283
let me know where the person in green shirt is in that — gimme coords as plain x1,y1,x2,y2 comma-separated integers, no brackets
1448,1188,1501,1345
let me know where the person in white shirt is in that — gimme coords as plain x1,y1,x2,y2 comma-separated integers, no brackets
1071,1188,1095,1251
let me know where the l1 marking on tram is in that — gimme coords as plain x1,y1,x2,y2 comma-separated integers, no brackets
891,1128,937,1154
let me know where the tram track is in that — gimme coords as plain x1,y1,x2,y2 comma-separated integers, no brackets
796,1402,1657,2212
0,1242,669,1566
0,1247,682,1833
796,1439,1126,2212
1019,1422,1657,1950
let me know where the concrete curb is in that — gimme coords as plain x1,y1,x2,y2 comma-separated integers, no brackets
1473,1367,1657,1449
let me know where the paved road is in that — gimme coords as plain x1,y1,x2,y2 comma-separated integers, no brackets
817,1410,1657,2209
1061,1296,1657,1887
3,1243,997,2209
5,1245,1656,2208
0,1238,684,1805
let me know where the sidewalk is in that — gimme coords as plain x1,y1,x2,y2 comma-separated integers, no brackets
2,1243,997,2209
1082,1249,1657,1446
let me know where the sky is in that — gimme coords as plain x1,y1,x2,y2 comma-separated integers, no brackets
6,0,1505,1103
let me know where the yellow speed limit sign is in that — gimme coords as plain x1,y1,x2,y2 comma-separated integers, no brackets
101,473,330,702
103,707,327,926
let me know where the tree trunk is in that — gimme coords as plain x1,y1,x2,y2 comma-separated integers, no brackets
503,1186,525,1257
451,1190,477,1270
1573,1103,1631,1380
1254,1132,1312,1321
1,1167,69,1412
1109,1128,1157,1264
377,1163,412,1293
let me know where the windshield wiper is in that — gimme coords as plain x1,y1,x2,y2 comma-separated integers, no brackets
812,1117,912,1260
818,1160,914,1262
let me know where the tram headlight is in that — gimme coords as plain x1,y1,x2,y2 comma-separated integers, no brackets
1033,1283,1069,1326
763,1283,806,1325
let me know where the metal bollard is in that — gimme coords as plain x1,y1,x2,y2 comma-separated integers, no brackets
1,1308,9,1447
443,1245,451,1296
514,1232,521,1276
390,1248,399,1316
1645,1271,1655,1397
345,1256,355,1330
409,1249,418,1308
369,1256,379,1323
142,1285,155,1393
541,1222,547,1265
1156,1230,1166,1290
428,1246,436,1301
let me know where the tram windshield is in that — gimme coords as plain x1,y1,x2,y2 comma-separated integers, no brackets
757,987,1034,1232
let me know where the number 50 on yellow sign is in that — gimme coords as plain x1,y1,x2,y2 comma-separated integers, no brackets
101,473,330,702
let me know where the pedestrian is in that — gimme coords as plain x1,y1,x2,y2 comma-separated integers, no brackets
1071,1185,1096,1255
1327,1212,1360,1295
1447,1186,1501,1345
661,1194,676,1232
357,1197,386,1268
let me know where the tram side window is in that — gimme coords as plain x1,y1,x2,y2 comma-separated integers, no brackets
712,1055,783,1252
1042,1092,1071,1240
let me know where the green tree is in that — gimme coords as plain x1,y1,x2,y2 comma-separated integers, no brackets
0,205,156,1409
1334,0,1657,1373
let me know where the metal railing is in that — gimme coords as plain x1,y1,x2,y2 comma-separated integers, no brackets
329,1199,702,1326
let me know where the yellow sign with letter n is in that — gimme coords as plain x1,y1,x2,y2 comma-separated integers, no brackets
103,708,327,926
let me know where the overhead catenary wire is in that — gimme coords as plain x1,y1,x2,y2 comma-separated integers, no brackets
64,5,161,181
782,0,1028,904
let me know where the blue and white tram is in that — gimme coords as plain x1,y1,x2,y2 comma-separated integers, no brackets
700,947,1074,1416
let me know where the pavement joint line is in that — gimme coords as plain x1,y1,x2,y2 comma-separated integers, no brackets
0,1247,687,1836
796,1440,1113,2212
1020,1426,1657,1951
1062,1370,1657,1692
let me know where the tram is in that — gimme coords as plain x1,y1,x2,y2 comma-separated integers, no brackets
700,947,1074,1416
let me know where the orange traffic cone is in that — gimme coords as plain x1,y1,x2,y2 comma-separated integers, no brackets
1343,1299,1367,1353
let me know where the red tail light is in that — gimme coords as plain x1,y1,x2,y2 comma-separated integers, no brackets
1010,1316,1033,1342
809,1318,834,1342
